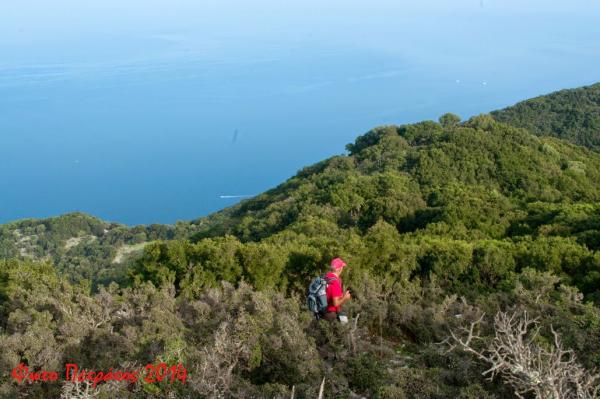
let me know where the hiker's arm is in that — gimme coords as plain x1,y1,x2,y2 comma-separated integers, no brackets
332,290,351,307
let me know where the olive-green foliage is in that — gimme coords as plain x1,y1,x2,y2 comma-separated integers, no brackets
439,113,461,128
344,353,387,394
2,225,600,398
0,262,326,398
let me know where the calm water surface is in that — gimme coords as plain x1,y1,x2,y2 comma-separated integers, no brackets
1,0,599,224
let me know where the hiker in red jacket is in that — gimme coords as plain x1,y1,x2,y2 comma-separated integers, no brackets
322,257,351,322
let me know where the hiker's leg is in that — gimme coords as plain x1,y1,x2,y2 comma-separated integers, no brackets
322,312,338,322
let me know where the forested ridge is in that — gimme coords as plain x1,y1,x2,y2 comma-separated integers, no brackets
492,82,600,150
2,85,600,398
0,213,205,287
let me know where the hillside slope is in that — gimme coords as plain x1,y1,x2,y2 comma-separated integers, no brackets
492,82,600,150
195,114,600,244
3,112,600,292
0,212,203,285
3,88,600,398
4,83,600,287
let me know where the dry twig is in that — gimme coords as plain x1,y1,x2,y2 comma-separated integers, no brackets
445,311,600,399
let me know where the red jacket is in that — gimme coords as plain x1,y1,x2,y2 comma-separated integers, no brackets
324,272,343,313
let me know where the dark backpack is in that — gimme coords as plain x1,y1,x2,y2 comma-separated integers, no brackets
307,275,336,319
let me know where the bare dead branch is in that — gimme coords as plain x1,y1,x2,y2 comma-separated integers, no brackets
446,310,600,399
318,378,325,399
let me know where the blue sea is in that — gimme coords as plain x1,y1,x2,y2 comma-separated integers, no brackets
1,0,600,225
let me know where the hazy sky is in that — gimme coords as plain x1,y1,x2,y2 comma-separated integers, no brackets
2,1,598,61
2,0,599,84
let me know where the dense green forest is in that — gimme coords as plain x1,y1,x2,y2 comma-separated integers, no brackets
492,82,600,150
2,85,600,398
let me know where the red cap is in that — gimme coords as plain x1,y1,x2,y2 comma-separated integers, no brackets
330,257,347,271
